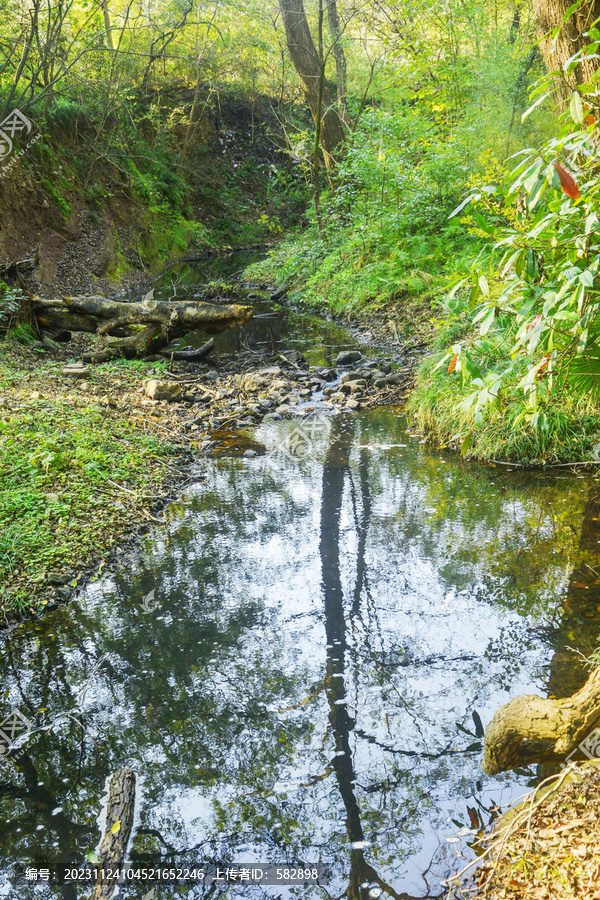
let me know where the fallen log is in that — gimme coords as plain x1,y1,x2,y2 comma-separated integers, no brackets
92,766,136,900
483,667,600,775
32,294,253,360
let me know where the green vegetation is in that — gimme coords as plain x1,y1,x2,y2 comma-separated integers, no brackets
0,350,176,616
407,29,600,464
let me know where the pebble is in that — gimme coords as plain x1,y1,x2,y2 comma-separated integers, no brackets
336,350,362,366
63,363,90,378
243,449,258,458
144,380,184,401
48,572,71,585
319,368,338,381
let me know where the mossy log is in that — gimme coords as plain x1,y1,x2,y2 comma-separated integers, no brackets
92,766,136,900
32,294,253,360
483,667,600,775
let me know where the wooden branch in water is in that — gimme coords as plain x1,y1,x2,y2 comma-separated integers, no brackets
483,667,600,775
159,336,214,361
92,766,136,900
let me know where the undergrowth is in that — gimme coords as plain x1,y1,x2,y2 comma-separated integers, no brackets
0,351,175,616
246,108,485,314
409,324,600,464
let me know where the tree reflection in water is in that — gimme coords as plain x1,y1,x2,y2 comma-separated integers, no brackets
0,409,599,898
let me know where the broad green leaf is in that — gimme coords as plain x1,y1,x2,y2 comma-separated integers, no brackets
570,91,585,125
521,91,555,122
578,328,589,355
478,275,490,296
500,248,521,277
447,278,466,300
525,249,539,281
528,175,546,208
474,211,492,233
479,307,496,336
449,193,479,219
561,0,586,27
432,352,452,374
523,159,544,193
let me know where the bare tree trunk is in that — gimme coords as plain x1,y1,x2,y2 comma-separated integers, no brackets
2,0,41,118
326,0,348,122
141,0,194,90
278,0,345,173
101,0,114,51
532,0,600,101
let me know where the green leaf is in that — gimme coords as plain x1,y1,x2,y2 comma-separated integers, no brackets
577,328,589,355
525,249,539,281
521,90,555,122
460,432,472,455
561,0,586,29
478,275,490,297
472,710,484,738
479,307,496,336
570,91,585,125
523,159,544,193
449,193,480,219
474,211,493,234
528,175,546,208
463,353,483,381
447,278,467,301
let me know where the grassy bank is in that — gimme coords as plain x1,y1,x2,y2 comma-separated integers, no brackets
0,345,181,620
408,353,600,465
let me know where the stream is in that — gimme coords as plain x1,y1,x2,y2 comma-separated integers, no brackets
2,256,600,899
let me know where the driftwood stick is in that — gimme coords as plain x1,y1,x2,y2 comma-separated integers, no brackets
483,667,600,775
92,766,136,900
159,337,214,361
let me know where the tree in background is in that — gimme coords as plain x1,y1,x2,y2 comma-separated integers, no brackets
533,0,600,100
278,0,346,173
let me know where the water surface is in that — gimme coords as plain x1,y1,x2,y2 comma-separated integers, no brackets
2,408,600,899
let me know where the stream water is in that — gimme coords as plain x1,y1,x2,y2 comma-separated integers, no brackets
2,257,600,899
